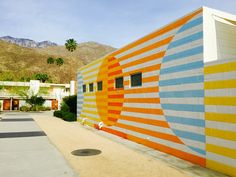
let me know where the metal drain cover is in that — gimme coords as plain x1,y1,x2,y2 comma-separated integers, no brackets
71,149,101,156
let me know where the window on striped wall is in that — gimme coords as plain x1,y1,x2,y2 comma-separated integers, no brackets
82,84,86,92
97,81,103,91
131,73,142,87
115,76,123,89
89,83,94,92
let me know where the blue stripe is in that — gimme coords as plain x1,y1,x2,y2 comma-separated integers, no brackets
189,146,206,155
160,61,203,75
161,104,204,112
77,96,84,99
77,101,83,105
166,116,205,127
173,129,205,142
159,90,204,98
163,46,203,63
168,31,203,49
159,75,204,86
178,17,203,33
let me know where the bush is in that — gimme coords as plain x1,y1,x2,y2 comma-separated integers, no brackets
54,110,63,118
20,105,31,112
61,102,70,112
62,112,76,122
63,95,77,114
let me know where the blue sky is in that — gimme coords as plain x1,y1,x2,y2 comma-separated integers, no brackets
0,0,236,48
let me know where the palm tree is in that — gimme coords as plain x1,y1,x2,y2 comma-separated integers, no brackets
56,58,64,66
65,38,77,52
47,57,54,64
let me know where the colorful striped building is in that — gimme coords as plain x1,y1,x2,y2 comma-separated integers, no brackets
77,7,236,176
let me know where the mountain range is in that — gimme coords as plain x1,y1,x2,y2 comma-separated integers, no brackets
0,36,58,48
0,36,116,83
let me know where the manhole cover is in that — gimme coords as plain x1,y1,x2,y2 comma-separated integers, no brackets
71,149,101,156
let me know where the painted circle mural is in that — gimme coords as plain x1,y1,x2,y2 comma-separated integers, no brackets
96,56,124,126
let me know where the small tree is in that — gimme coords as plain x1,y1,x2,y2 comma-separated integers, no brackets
47,57,55,64
26,95,45,108
56,58,64,66
65,38,77,52
34,73,49,83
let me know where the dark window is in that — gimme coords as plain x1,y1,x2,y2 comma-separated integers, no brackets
97,81,103,91
82,84,86,92
115,77,123,88
131,73,142,87
89,83,94,92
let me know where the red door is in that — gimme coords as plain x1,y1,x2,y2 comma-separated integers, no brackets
3,99,10,110
51,99,58,110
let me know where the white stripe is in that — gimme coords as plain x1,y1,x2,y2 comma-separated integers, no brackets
119,119,174,135
207,152,236,168
205,71,236,81
84,77,97,83
206,120,236,132
121,111,165,121
83,70,99,78
205,88,236,97
120,45,167,65
124,81,157,89
123,57,162,73
172,23,203,41
124,92,159,98
205,58,236,67
160,68,203,80
111,126,204,158
82,107,97,111
82,101,96,105
159,83,204,92
161,53,202,69
80,112,100,118
124,70,160,81
80,62,102,73
161,98,204,104
115,29,177,58
165,39,202,56
181,137,205,150
123,102,161,109
163,110,204,120
205,105,236,114
206,136,236,149
169,122,205,135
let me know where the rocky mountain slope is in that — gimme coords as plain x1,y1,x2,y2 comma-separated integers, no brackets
0,39,116,83
0,36,58,48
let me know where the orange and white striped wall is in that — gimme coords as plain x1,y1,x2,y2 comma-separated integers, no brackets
77,7,236,176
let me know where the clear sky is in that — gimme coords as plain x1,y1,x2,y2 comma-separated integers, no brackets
0,0,236,48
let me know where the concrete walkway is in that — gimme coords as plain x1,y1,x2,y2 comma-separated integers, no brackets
32,112,228,177
0,112,78,177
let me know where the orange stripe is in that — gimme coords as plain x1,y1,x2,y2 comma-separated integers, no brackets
108,62,120,69
108,79,114,84
102,127,127,139
111,9,202,56
108,70,122,77
121,51,164,69
116,123,181,143
143,76,159,83
108,102,123,106
123,64,161,76
127,134,205,166
124,98,160,103
122,107,163,115
108,57,116,62
124,86,159,94
108,117,118,122
119,115,169,128
108,110,121,114
118,37,172,62
108,94,124,99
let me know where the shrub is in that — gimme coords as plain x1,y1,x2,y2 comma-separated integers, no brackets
20,105,31,112
54,110,63,118
61,102,70,112
63,95,77,114
62,112,76,122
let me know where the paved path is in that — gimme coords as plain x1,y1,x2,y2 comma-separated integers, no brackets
32,112,228,177
0,112,78,177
